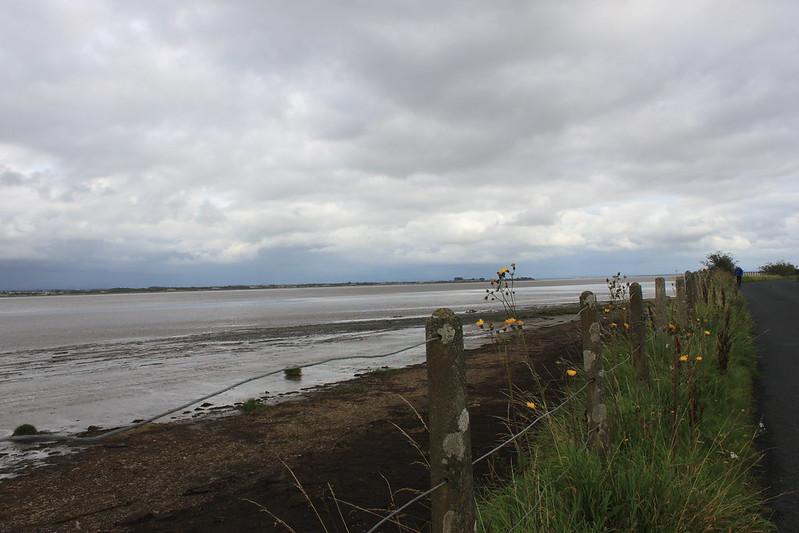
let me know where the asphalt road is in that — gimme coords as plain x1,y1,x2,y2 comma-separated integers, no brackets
744,281,799,531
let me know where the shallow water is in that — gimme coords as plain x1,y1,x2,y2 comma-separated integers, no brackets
0,276,672,477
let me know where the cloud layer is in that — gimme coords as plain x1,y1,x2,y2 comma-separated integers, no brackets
1,1,798,288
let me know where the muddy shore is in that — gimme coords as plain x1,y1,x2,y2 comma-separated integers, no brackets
0,316,580,532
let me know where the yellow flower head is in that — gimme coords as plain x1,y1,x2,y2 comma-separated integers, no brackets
476,318,485,328
498,267,509,275
566,369,578,377
695,355,703,362
505,317,517,325
703,330,711,336
623,322,630,330
610,322,618,328
679,354,689,362
526,401,536,410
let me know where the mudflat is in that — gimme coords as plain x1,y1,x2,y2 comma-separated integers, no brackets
0,317,580,532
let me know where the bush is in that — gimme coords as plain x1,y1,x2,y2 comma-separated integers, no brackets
760,260,798,276
703,251,736,274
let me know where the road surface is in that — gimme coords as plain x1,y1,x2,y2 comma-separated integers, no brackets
744,280,799,531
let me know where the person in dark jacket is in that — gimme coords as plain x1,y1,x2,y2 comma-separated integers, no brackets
735,266,744,287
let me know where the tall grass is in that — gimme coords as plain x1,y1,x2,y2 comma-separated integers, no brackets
477,277,773,532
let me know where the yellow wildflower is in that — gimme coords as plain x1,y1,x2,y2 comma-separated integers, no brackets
505,317,517,325
703,330,711,336
498,267,509,275
696,356,703,362
679,354,689,362
610,322,618,329
526,401,536,410
476,318,485,328
623,322,630,330
566,369,577,377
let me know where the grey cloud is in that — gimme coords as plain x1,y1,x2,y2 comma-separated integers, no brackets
1,1,798,287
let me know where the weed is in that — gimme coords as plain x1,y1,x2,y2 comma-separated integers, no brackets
239,398,265,414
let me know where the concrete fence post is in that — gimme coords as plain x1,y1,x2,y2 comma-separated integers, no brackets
654,277,667,331
685,271,698,321
580,291,608,455
425,308,474,533
629,282,650,385
675,276,687,328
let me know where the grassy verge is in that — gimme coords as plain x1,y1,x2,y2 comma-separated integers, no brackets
477,278,774,532
744,274,798,283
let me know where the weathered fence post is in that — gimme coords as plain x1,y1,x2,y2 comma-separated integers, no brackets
675,276,687,328
654,277,667,331
685,271,697,321
426,308,474,533
580,291,608,455
629,282,650,385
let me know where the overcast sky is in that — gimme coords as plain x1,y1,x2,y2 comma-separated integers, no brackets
1,1,797,289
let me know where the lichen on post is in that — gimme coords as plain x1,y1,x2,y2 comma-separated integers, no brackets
580,291,608,455
425,308,474,533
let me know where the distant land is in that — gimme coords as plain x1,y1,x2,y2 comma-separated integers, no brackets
0,277,537,297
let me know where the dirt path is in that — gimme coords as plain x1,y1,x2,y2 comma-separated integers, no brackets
0,318,580,532
744,281,799,532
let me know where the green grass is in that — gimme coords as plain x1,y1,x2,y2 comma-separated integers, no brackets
238,398,266,414
477,279,774,532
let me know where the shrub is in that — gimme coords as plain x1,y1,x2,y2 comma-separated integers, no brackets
703,251,736,274
760,260,798,276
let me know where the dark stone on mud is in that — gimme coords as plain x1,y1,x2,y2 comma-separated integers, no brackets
200,402,213,407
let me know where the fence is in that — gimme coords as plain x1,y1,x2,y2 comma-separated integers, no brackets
370,270,734,532
1,272,733,532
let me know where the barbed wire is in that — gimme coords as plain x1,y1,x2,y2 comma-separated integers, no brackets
0,335,442,444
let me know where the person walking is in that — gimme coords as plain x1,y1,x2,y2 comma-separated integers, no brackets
735,265,744,287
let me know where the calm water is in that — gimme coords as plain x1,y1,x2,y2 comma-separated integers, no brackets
0,277,668,351
0,276,672,477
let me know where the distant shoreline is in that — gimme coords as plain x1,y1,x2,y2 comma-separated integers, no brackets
0,277,538,298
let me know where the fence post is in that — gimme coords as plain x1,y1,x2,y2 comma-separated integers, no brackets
426,308,474,533
654,277,667,331
580,291,608,455
629,282,650,385
685,271,697,321
675,276,687,328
